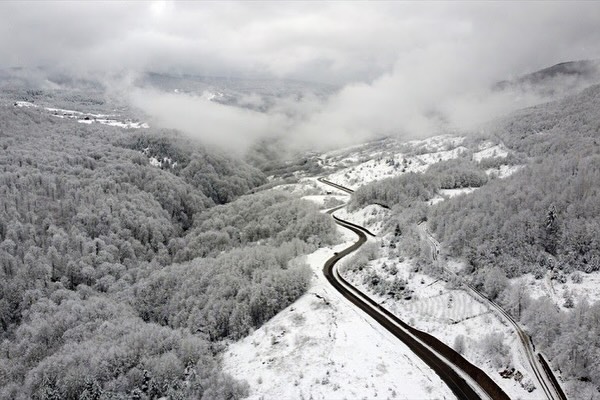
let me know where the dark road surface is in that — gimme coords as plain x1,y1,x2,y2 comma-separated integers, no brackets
319,178,510,400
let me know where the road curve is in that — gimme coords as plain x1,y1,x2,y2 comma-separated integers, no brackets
320,178,510,400
420,224,567,400
318,177,354,194
323,220,480,399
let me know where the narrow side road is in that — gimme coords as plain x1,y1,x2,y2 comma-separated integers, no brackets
420,224,567,400
319,178,510,400
317,177,354,194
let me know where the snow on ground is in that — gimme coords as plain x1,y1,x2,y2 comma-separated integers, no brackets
93,119,149,129
404,135,465,152
12,101,149,128
413,146,469,167
149,157,162,168
301,195,347,208
148,157,176,168
439,188,478,198
485,165,524,179
428,196,445,206
472,144,508,162
14,101,37,108
332,205,389,235
326,155,406,187
342,256,542,400
323,135,469,188
46,106,149,129
319,135,522,195
513,270,600,309
429,187,481,206
200,90,224,101
273,177,346,197
223,236,456,400
232,133,539,399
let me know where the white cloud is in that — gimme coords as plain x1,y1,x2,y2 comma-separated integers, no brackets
3,1,600,151
129,88,286,155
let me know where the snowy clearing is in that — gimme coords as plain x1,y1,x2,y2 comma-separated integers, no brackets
223,232,456,400
472,144,508,162
439,188,478,198
322,135,470,188
513,270,600,308
17,103,151,129
342,256,543,400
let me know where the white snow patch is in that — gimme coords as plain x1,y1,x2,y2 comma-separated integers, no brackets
333,205,389,235
301,195,347,207
223,232,456,400
200,90,223,101
324,136,468,189
149,157,162,167
94,119,150,129
472,144,508,162
147,156,176,168
342,255,543,400
405,135,466,152
275,177,346,197
44,106,149,129
513,270,600,308
486,165,524,179
439,188,477,198
414,146,469,166
428,196,445,206
14,101,37,108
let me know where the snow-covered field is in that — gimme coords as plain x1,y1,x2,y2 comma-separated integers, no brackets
321,134,517,189
47,107,149,128
513,270,600,309
472,143,508,162
439,188,478,198
13,101,149,129
342,255,542,400
323,140,468,188
223,233,456,400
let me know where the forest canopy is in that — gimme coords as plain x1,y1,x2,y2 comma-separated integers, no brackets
0,104,337,399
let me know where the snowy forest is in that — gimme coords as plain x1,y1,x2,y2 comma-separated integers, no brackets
350,83,600,388
3,2,600,399
0,104,337,399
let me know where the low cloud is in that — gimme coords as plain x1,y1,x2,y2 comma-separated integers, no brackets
3,2,600,152
129,41,551,154
129,88,286,155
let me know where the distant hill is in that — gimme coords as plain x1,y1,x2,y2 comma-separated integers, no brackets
494,59,600,97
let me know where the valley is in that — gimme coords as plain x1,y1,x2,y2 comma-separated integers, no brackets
2,3,600,398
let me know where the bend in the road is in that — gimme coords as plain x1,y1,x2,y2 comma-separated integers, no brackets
319,177,510,400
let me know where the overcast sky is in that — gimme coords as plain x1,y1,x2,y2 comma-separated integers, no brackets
2,1,600,150
2,1,599,84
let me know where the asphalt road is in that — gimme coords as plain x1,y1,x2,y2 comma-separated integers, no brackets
319,178,510,400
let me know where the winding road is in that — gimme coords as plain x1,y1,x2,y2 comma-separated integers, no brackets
420,223,567,400
319,178,510,400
